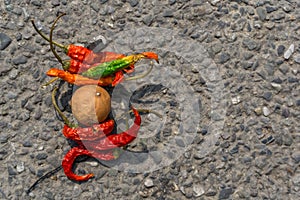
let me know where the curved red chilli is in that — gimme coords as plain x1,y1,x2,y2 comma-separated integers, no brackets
62,147,116,181
85,107,141,151
62,120,114,141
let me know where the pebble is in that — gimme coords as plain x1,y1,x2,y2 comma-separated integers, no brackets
8,69,19,80
231,96,241,105
12,55,28,65
142,15,154,26
23,140,32,147
219,52,230,64
283,134,293,146
261,136,274,145
206,186,217,196
7,165,17,175
211,43,222,54
284,44,294,59
291,152,300,163
271,82,282,92
281,107,290,118
296,99,300,106
262,106,271,116
262,92,272,101
51,0,60,6
163,10,174,17
144,178,154,188
277,45,285,56
243,39,257,50
294,54,300,64
0,32,12,50
256,7,267,21
278,64,289,74
288,77,298,83
128,0,138,7
219,187,233,199
254,107,262,115
193,184,205,197
36,153,48,160
266,6,277,13
16,162,24,173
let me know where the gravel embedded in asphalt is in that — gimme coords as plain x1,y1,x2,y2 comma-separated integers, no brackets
0,1,299,199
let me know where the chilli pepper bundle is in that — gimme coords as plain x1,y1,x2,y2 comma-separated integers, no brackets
28,13,161,193
32,13,159,87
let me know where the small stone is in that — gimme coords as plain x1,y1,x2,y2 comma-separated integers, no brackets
231,96,241,105
0,134,9,143
169,0,176,5
261,136,274,145
90,2,100,12
34,107,42,120
283,134,293,146
7,166,17,175
281,107,290,118
284,44,294,59
219,52,230,64
163,10,173,17
262,106,271,116
16,162,25,173
6,91,18,100
86,161,98,167
219,187,233,199
206,187,217,196
12,55,28,65
211,43,222,54
254,107,262,115
262,92,272,101
271,82,282,92
31,0,41,6
266,6,277,13
23,140,32,147
193,184,205,197
288,77,298,83
210,0,220,6
36,153,48,160
0,32,12,50
256,7,267,21
230,145,239,154
278,64,289,74
242,39,257,50
291,152,300,163
277,45,285,56
296,99,300,106
142,15,153,26
272,77,283,84
243,52,254,60
128,0,138,7
292,174,300,185
51,0,60,6
282,5,292,13
144,178,154,188
294,54,300,64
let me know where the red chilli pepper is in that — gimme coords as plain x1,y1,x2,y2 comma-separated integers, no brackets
85,107,141,151
62,147,117,181
66,45,125,65
62,119,114,141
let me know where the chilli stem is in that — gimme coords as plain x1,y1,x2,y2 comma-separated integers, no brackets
50,13,66,64
51,87,76,127
31,20,65,49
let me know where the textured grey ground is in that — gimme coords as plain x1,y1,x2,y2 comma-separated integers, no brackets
1,0,300,199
